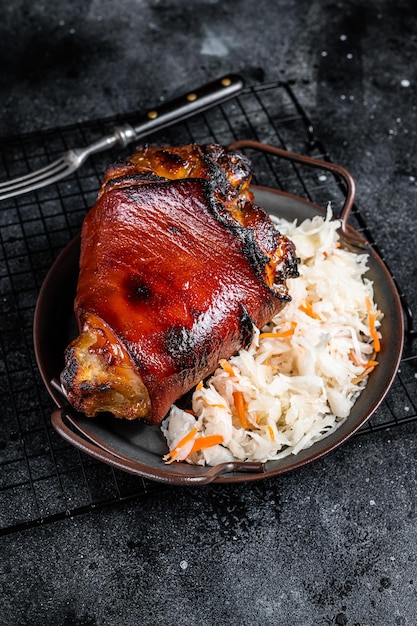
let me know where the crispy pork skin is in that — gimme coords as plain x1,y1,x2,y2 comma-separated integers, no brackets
60,144,298,423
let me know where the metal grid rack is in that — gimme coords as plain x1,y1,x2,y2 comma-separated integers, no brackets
1,81,416,536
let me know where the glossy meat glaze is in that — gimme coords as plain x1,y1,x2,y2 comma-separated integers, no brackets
60,144,298,423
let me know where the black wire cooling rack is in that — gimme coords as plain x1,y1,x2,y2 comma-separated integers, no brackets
1,81,416,536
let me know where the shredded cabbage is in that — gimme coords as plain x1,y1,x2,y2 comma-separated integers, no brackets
161,207,383,465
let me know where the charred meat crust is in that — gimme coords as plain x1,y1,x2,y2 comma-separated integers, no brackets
99,143,253,204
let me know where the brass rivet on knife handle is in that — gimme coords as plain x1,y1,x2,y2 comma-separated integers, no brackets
142,77,243,126
132,74,244,141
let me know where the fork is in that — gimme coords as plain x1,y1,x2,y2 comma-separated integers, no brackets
0,74,244,201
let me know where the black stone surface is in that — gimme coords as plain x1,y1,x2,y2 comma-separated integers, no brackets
1,1,417,624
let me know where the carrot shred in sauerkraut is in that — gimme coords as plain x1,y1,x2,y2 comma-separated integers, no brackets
163,425,224,464
349,349,378,369
161,206,383,466
365,296,381,352
189,434,224,456
298,302,321,320
233,390,251,429
219,359,236,377
162,426,199,464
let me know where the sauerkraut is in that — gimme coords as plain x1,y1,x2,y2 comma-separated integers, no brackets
161,207,382,465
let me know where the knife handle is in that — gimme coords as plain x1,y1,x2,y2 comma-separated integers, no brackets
81,75,244,161
131,74,244,140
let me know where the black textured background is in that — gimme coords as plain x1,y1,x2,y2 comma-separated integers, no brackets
1,1,417,624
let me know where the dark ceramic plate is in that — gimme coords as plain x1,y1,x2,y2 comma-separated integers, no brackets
33,144,404,484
